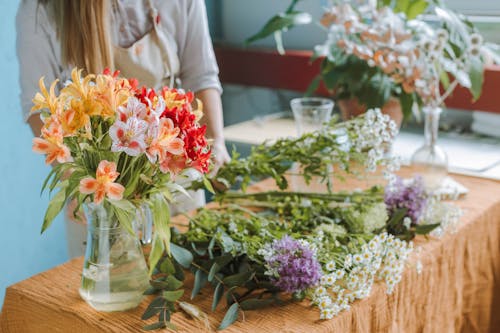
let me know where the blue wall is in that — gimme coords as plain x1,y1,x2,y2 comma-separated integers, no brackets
0,0,68,307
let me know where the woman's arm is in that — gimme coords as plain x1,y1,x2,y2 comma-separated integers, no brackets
176,0,230,169
16,0,61,136
196,88,230,168
27,114,44,137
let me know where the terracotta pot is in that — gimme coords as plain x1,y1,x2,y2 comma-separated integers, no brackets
338,97,403,129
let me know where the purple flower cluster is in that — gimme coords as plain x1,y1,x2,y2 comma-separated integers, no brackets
265,236,322,293
384,176,427,224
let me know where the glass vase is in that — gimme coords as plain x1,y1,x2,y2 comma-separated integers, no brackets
410,106,448,191
79,203,150,312
290,97,334,136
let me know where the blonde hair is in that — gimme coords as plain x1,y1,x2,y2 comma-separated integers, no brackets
43,0,114,74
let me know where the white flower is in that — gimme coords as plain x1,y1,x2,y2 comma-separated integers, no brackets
109,117,148,156
403,217,412,229
469,33,483,46
326,261,336,271
317,296,332,310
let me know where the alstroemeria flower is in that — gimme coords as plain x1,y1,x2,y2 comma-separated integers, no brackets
159,154,188,176
79,160,125,204
117,97,147,122
32,122,73,164
31,77,59,115
146,118,184,163
109,116,148,156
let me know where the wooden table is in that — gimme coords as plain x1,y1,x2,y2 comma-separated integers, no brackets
2,170,500,332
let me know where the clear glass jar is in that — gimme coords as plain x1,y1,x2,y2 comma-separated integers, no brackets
290,97,334,136
79,203,150,312
411,106,448,191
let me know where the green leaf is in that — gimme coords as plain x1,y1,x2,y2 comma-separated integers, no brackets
163,289,184,302
218,303,240,330
164,321,178,331
160,258,176,275
142,297,166,320
209,255,233,282
394,0,410,14
245,12,310,46
415,223,440,235
165,275,184,291
203,176,215,194
41,187,67,234
143,322,166,330
439,67,451,90
469,57,484,101
173,261,185,281
222,270,255,287
212,283,224,311
108,199,136,236
144,287,157,295
151,194,171,255
399,91,414,121
208,263,220,283
170,243,193,269
149,235,164,275
406,0,429,19
240,298,275,311
40,164,60,195
166,183,192,202
150,279,169,289
304,75,321,97
387,208,408,228
191,269,208,299
123,171,141,198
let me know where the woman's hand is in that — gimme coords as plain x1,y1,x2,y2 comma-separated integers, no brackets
211,138,230,174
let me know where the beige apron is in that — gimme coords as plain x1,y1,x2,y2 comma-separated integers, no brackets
66,1,205,258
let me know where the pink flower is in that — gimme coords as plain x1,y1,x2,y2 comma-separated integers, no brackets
109,116,148,156
145,118,184,163
117,97,147,122
79,160,125,204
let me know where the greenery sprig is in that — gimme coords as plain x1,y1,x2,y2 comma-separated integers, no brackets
212,111,397,193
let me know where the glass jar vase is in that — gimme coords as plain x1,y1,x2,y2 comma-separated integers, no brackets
410,106,448,191
79,203,150,312
290,97,334,136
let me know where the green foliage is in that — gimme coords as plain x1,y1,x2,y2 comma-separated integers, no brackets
41,183,68,234
218,303,240,330
214,114,388,192
245,0,309,54
170,243,194,269
142,182,441,330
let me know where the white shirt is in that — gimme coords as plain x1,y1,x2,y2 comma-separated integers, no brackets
16,0,222,121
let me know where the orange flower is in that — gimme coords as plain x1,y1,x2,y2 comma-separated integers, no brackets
145,118,184,163
79,160,125,204
59,99,92,137
32,122,72,165
31,77,59,115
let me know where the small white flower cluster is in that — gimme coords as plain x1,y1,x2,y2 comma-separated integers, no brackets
345,109,399,173
421,197,462,237
310,232,413,320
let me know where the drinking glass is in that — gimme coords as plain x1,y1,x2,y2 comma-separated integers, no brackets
290,97,334,136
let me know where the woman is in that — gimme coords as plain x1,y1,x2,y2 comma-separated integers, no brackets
16,0,230,257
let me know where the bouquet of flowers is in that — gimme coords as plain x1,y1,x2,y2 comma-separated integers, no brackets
246,0,498,121
31,68,212,271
